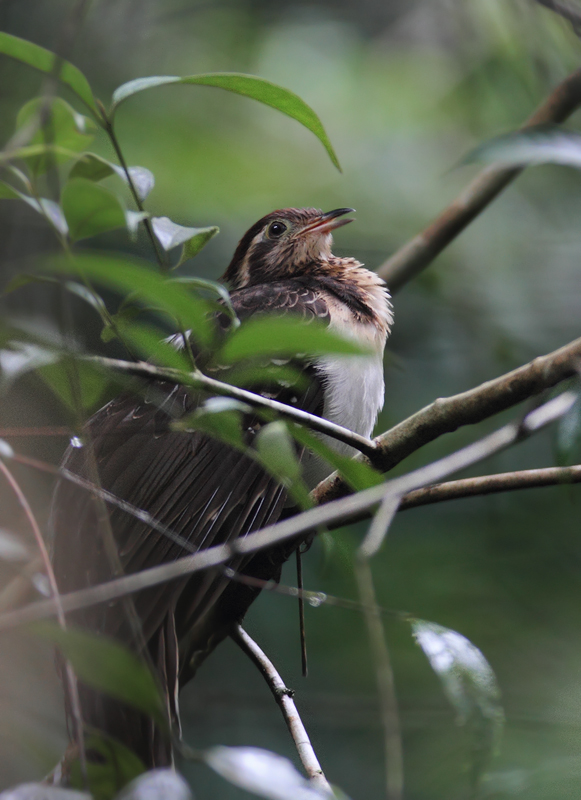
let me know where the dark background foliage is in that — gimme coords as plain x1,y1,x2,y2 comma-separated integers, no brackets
1,1,581,798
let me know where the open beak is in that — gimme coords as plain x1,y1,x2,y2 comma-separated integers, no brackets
300,207,355,235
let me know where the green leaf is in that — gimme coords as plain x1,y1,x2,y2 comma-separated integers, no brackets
256,421,312,509
0,342,59,390
412,619,504,788
68,733,146,800
174,397,249,449
462,125,581,170
176,226,220,266
61,178,127,241
111,73,340,171
205,746,329,800
113,320,193,371
151,216,218,260
15,97,95,175
0,32,99,116
49,253,215,346
170,276,237,331
38,357,109,412
0,181,68,235
288,424,383,492
33,623,166,725
217,315,371,364
70,153,155,202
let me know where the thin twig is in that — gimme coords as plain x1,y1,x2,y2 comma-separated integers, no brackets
231,625,331,792
0,459,87,776
355,558,403,800
85,355,378,457
0,391,572,632
314,335,581,505
377,66,581,291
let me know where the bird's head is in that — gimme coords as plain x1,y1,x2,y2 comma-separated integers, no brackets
222,207,355,289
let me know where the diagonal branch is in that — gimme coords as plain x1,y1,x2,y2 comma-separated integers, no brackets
313,335,581,505
377,65,581,291
231,625,331,792
0,390,572,632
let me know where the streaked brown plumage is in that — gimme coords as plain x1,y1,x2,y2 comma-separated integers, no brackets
51,208,393,768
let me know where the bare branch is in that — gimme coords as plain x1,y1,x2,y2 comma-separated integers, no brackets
231,625,331,792
0,391,572,632
87,355,377,458
314,336,581,505
399,464,581,510
377,66,581,291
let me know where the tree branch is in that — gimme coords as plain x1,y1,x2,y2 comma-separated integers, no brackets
0,391,572,632
377,66,581,291
313,336,581,505
398,464,581,510
86,355,377,458
231,625,331,793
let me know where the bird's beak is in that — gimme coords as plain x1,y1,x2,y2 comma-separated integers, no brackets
300,208,355,235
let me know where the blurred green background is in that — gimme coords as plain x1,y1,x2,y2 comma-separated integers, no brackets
1,0,581,798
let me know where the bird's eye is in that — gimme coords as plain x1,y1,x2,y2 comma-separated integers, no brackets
266,220,288,238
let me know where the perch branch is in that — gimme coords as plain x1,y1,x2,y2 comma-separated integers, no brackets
231,625,331,792
313,335,581,505
377,65,581,291
0,390,572,632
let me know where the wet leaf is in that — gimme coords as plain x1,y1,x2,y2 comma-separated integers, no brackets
68,733,145,800
70,154,155,202
462,125,581,170
116,769,192,800
175,397,249,449
0,783,90,800
205,746,332,800
111,73,340,170
412,619,504,788
218,315,370,364
175,226,219,266
0,32,98,116
62,178,127,241
151,217,216,257
33,623,166,726
15,97,95,174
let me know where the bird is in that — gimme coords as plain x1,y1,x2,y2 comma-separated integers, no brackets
50,207,393,770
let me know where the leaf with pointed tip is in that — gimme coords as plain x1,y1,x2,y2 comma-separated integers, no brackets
412,619,504,787
170,276,237,327
15,97,95,175
462,125,581,170
218,315,371,365
62,178,127,241
176,226,219,267
0,32,99,116
33,622,166,725
175,397,248,449
288,424,382,492
256,421,312,509
49,253,215,346
70,153,155,201
0,181,68,235
111,73,340,171
205,746,333,800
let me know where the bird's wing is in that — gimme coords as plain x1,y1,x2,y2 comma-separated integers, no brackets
51,280,329,654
